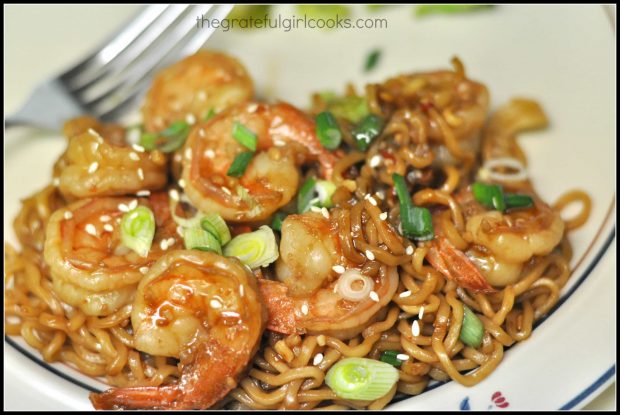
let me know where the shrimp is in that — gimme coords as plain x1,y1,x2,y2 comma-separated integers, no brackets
43,192,180,315
56,123,168,200
142,50,254,132
181,101,337,222
90,250,265,410
258,212,399,340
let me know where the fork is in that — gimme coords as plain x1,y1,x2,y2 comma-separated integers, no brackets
5,4,232,131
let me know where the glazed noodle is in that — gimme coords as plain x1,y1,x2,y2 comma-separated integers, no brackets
5,51,592,410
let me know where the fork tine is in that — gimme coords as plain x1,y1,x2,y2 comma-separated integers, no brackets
67,5,190,93
98,5,233,122
60,5,168,87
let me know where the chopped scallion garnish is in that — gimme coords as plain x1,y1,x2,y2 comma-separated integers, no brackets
324,95,369,123
200,212,231,245
227,151,254,178
232,121,257,151
139,132,158,151
364,49,382,73
504,193,534,210
223,225,279,269
392,173,434,241
158,121,191,153
315,111,342,150
380,350,403,368
325,357,399,401
459,305,484,348
472,182,506,212
120,206,155,257
204,108,217,121
183,227,222,254
297,177,318,213
271,212,288,232
352,114,383,151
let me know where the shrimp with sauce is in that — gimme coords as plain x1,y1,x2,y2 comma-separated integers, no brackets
55,117,168,200
142,50,254,133
258,212,399,340
90,250,265,410
181,102,337,222
43,192,180,316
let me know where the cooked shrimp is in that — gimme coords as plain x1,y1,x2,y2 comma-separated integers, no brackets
90,250,265,410
142,50,254,132
259,212,399,340
56,126,168,200
43,192,180,315
181,102,337,222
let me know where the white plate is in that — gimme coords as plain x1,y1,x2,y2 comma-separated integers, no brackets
4,5,615,411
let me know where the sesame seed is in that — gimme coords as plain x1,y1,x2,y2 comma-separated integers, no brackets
247,103,258,113
137,168,144,181
136,190,151,197
221,187,232,195
368,196,377,206
169,189,180,201
85,224,97,236
379,212,388,221
301,304,309,315
310,206,322,213
127,199,138,210
199,129,206,138
375,191,385,200
239,285,245,297
87,162,99,174
185,148,192,160
52,177,60,187
364,194,370,200
128,153,139,162
210,299,222,309
132,144,145,153
369,291,380,302
332,265,345,274
166,237,176,246
397,354,410,361
398,223,403,235
178,179,186,188
412,320,421,337
160,239,169,250
197,91,207,101
176,226,184,238
399,291,412,298
418,306,425,319
369,155,382,168
313,353,324,366
63,211,73,220
365,250,376,261
317,335,326,346
103,224,114,232
321,207,330,219
99,215,111,222
92,142,99,152
204,149,215,158
406,246,414,255
139,266,149,275
186,113,196,125
273,138,286,147
87,128,102,141
118,203,129,212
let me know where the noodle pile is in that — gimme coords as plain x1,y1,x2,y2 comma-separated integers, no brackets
4,58,592,410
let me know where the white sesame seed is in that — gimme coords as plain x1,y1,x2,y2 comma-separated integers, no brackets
398,223,403,235
239,284,245,297
85,224,97,236
52,177,60,187
418,306,425,319
301,304,309,315
247,103,258,113
332,265,345,274
379,212,388,221
88,162,99,174
118,203,129,212
136,190,151,197
204,149,215,158
137,168,144,181
313,353,324,366
364,194,370,200
186,113,196,125
63,211,73,220
185,148,193,160
310,206,322,213
397,354,409,361
375,191,385,200
99,215,111,222
199,129,206,138
369,291,380,302
365,250,376,261
406,246,414,255
210,299,222,309
166,237,176,246
169,189,180,201
321,207,330,219
273,138,286,147
92,142,99,152
399,291,412,298
197,91,207,101
103,224,114,232
132,144,145,153
221,187,232,195
160,239,169,250
317,335,326,346
178,179,186,188
127,200,137,211
176,226,184,238
369,155,382,168
139,266,149,275
412,320,421,337
368,196,377,206
87,128,102,141
129,152,140,161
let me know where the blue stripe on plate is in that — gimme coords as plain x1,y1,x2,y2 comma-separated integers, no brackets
560,365,616,409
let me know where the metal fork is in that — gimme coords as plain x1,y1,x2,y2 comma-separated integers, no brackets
5,4,232,131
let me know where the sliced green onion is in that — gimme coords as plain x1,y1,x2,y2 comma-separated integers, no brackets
183,227,222,254
392,173,435,241
223,225,279,269
364,49,382,73
472,182,506,212
120,206,155,257
460,305,484,348
227,151,254,178
297,177,318,213
325,357,399,401
505,193,534,210
314,180,337,208
158,121,191,153
200,212,231,245
415,5,494,18
315,111,342,150
325,96,369,124
139,132,158,151
379,350,403,368
204,108,217,121
232,121,257,151
271,212,288,232
352,114,383,151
